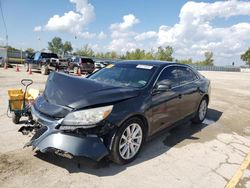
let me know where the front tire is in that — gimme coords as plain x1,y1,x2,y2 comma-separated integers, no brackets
12,113,21,124
110,117,145,165
192,97,208,124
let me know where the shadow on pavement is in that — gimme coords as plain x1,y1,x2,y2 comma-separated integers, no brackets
34,108,223,176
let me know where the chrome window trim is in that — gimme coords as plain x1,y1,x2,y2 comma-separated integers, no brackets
153,64,200,90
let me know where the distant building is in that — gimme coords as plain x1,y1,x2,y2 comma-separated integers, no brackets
0,47,7,59
0,47,28,63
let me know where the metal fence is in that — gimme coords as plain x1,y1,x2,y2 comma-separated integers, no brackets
0,47,28,63
191,65,241,72
0,47,7,58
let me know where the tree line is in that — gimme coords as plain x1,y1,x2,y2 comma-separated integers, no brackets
46,37,215,66
4,36,250,66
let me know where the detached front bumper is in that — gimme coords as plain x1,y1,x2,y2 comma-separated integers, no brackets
29,105,109,161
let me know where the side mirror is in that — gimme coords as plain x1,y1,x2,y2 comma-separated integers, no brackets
155,80,172,92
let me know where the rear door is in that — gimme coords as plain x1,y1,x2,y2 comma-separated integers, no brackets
176,66,200,119
151,66,182,134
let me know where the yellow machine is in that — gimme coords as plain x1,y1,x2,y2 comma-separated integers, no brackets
8,79,39,124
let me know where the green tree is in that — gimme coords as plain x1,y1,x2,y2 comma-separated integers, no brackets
26,48,34,54
241,47,250,66
62,41,73,55
144,51,154,60
95,52,105,58
196,51,214,66
155,46,174,61
48,37,63,54
177,58,193,64
75,44,95,57
7,46,19,51
204,51,214,65
103,51,118,59
131,49,146,60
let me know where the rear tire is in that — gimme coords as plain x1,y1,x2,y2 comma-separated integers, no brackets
41,65,49,75
12,113,21,124
110,117,146,165
192,97,208,124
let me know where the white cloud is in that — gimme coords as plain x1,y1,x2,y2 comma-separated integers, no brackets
88,43,101,52
33,26,42,32
135,31,158,41
35,0,250,65
97,31,107,39
77,32,96,39
108,14,142,52
44,0,95,38
157,0,250,65
108,38,138,53
74,31,107,40
110,14,139,31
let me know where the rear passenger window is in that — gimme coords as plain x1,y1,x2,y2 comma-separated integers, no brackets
81,59,94,64
157,66,179,87
177,67,198,85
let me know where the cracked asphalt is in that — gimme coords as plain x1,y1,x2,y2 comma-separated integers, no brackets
0,67,250,188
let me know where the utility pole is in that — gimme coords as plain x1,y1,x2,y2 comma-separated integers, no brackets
6,34,8,47
0,0,8,63
5,34,8,63
20,47,22,63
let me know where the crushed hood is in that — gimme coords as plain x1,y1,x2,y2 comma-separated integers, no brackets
35,72,140,117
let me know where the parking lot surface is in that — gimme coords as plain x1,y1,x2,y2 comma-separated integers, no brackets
0,67,250,188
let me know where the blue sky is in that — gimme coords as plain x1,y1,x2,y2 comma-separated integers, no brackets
0,0,250,65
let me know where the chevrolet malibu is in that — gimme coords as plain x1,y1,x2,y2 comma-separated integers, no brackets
28,61,210,164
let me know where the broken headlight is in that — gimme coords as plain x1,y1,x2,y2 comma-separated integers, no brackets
61,105,113,128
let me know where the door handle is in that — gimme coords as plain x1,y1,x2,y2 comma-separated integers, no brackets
178,94,182,99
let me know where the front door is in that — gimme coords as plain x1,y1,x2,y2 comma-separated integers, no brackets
151,66,182,134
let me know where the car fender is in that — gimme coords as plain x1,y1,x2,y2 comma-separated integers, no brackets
108,112,149,151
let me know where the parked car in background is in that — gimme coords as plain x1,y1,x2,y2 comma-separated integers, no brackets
94,62,105,69
24,52,66,75
68,56,95,74
93,62,105,72
93,60,117,72
28,61,210,164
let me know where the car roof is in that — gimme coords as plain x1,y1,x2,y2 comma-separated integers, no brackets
115,60,180,68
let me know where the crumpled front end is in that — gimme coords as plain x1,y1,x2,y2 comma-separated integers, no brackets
26,72,138,161
28,105,109,161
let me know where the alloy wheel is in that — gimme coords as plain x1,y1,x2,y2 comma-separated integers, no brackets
119,123,143,160
199,100,207,121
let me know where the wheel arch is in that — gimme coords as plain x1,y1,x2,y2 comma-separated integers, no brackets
109,113,149,151
202,94,209,105
118,114,149,138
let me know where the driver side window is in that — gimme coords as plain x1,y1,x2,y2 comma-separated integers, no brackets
157,66,179,88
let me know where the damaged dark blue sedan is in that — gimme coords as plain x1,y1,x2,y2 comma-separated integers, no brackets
28,61,210,164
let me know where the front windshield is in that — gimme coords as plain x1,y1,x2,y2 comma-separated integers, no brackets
88,64,155,88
